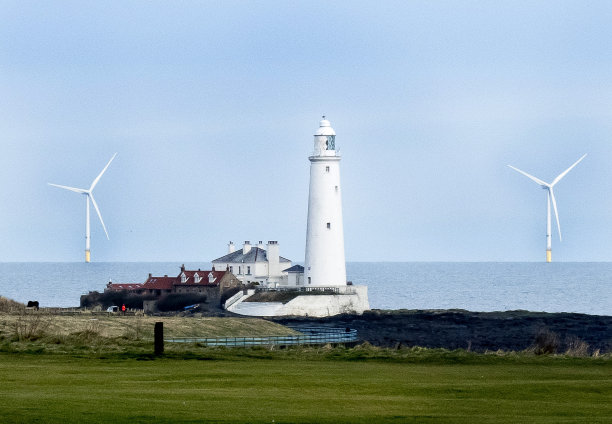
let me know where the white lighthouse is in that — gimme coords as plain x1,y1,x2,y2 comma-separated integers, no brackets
224,116,369,316
304,116,347,286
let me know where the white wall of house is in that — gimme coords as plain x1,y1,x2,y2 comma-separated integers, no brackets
287,272,304,286
213,241,290,286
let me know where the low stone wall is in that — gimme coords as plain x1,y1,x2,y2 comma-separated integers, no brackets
279,286,369,317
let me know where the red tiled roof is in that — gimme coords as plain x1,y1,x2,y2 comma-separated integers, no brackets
106,269,230,292
142,276,178,290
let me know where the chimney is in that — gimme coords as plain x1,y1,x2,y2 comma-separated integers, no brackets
243,241,251,254
180,264,185,272
228,241,235,253
258,241,264,250
211,266,215,271
267,241,280,277
148,273,152,279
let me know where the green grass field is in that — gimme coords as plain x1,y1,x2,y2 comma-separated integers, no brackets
0,352,610,423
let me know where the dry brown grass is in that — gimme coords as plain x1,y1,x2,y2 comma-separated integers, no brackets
0,296,25,313
564,335,590,357
0,312,298,343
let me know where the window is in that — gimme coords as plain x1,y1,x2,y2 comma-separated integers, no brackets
325,166,330,173
238,266,242,275
308,277,311,284
247,266,251,275
335,185,338,192
229,266,233,273
327,222,331,229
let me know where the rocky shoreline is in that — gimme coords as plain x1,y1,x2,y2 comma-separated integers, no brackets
269,309,612,353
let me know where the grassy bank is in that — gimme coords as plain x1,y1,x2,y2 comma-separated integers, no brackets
0,353,610,423
0,313,299,356
0,311,610,422
0,313,297,339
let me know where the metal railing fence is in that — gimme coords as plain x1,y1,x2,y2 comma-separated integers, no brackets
165,326,357,347
255,286,356,294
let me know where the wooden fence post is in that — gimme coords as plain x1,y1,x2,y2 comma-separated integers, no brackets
154,322,164,356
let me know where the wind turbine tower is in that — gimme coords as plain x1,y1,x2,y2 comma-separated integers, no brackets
508,154,586,262
49,153,117,262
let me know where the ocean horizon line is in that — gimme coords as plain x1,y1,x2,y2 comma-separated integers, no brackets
1,260,612,265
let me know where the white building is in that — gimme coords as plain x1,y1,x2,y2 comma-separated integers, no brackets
284,264,305,286
211,241,291,286
304,116,347,286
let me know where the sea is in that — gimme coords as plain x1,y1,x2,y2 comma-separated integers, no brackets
0,262,610,316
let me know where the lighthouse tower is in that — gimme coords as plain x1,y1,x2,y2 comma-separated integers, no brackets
304,117,347,286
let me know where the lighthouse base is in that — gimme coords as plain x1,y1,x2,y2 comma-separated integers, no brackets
546,249,552,263
227,286,370,317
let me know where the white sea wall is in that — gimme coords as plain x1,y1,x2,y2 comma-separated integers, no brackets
280,286,369,317
230,301,284,316
228,286,369,317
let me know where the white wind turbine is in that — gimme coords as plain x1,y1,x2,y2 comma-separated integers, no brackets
49,153,117,263
508,154,586,262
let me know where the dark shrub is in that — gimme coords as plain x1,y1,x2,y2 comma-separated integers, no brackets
219,287,241,306
533,328,559,355
80,291,155,309
157,294,207,312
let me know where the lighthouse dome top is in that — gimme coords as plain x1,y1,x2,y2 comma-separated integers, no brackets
315,116,336,136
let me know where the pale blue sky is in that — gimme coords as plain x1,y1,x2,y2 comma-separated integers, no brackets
2,1,612,262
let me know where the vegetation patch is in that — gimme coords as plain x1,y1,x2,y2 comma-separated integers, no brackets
80,290,156,309
156,293,208,311
0,312,300,356
245,291,301,303
246,289,341,303
0,296,25,313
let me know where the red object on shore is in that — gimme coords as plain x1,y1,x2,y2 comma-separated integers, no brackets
121,304,126,312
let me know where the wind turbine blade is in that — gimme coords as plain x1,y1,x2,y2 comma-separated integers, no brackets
89,193,109,240
551,154,587,186
549,187,562,241
507,165,548,187
89,153,117,191
48,183,88,194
